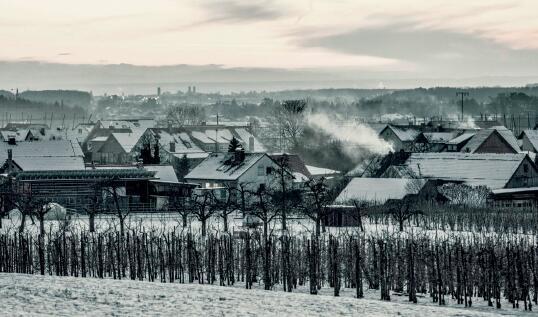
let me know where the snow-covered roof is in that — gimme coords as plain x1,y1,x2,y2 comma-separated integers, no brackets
144,165,179,184
492,186,538,195
334,178,426,205
153,130,204,154
447,132,475,145
404,153,528,189
12,156,85,171
234,128,266,152
185,152,266,181
306,165,340,177
461,127,519,153
421,132,457,143
0,129,30,142
190,130,217,144
111,132,145,154
382,125,419,142
90,136,108,142
0,140,83,161
173,152,210,160
520,129,538,151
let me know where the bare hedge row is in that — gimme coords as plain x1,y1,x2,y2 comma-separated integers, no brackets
0,229,536,311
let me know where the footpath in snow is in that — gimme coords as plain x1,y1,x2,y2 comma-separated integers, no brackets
0,273,515,316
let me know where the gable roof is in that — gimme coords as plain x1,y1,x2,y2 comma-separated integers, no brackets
150,129,204,154
144,165,179,184
185,152,267,181
0,140,83,161
381,125,419,142
0,129,31,142
421,132,458,144
404,152,529,189
447,132,476,145
520,129,538,151
11,156,85,171
462,127,519,153
269,154,312,178
306,165,340,177
110,131,145,154
334,178,426,205
233,128,266,152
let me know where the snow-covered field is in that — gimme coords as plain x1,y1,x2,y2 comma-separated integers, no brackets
0,273,516,317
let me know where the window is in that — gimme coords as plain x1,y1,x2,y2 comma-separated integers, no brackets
257,165,264,176
524,163,529,173
258,184,266,191
266,167,273,175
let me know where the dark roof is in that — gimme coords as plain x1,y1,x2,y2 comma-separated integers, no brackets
12,169,156,181
269,154,312,178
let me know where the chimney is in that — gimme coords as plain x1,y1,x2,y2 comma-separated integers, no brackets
248,136,255,152
7,149,12,162
169,141,176,152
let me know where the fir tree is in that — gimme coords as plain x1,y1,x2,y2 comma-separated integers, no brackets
228,136,242,152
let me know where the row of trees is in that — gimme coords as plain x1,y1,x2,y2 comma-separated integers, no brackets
1,229,536,311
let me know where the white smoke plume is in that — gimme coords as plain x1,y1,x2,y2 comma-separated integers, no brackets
307,113,393,156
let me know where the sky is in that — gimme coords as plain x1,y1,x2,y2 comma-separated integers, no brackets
1,0,538,81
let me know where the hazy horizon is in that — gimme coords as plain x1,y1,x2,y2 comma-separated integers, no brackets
2,0,538,94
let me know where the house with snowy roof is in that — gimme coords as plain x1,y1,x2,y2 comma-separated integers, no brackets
185,152,287,197
0,129,33,143
89,131,145,164
334,178,427,206
0,140,85,173
133,128,209,167
414,131,460,152
460,126,520,154
379,125,420,152
518,129,538,152
402,152,538,189
446,132,476,152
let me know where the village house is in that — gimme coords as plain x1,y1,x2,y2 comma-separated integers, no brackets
460,126,520,153
401,152,538,189
185,152,286,200
518,129,538,152
446,132,476,152
133,128,209,168
0,140,85,173
379,125,420,152
413,131,460,152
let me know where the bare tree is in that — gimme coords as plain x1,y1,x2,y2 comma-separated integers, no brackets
101,177,129,238
350,199,369,232
166,193,191,228
302,177,332,237
164,104,206,128
33,202,52,237
249,185,279,290
191,190,214,237
270,154,297,232
84,182,103,233
387,199,423,232
273,100,307,149
211,185,239,232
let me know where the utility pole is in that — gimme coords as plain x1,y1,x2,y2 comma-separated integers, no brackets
456,91,469,121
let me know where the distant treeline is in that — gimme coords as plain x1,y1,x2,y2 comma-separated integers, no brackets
0,94,88,119
204,86,538,120
0,90,92,108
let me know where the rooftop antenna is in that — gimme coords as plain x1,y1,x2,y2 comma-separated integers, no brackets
456,91,469,121
215,113,219,152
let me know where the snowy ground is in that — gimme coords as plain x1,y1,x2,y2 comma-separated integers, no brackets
0,273,520,317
